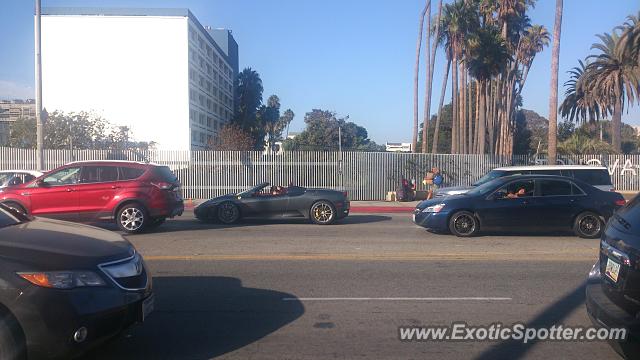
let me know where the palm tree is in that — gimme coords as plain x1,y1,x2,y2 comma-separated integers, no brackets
547,0,562,164
559,60,607,123
422,0,443,153
412,2,429,153
515,24,550,96
587,31,639,152
467,26,510,153
618,12,640,67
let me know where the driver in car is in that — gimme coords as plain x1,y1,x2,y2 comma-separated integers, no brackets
507,188,526,199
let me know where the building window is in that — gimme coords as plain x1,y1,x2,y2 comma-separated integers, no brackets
189,88,195,102
207,117,212,127
189,109,196,122
192,130,197,142
199,95,205,106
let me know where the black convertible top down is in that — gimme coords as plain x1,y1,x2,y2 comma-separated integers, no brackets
194,183,350,225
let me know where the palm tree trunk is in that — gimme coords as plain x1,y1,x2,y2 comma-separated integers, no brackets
451,50,459,154
421,0,432,153
459,63,466,153
612,95,622,152
547,0,563,164
422,0,442,153
478,81,487,154
432,59,451,154
412,3,428,153
468,75,474,152
475,80,481,153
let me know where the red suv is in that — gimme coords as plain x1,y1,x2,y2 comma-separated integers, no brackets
0,161,184,233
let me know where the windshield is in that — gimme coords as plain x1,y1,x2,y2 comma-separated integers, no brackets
0,205,30,228
466,177,507,196
0,173,12,185
472,170,508,186
238,183,269,196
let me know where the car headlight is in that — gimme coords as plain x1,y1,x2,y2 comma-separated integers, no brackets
18,271,106,289
422,203,446,213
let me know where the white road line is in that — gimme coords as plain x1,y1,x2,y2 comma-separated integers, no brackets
282,297,512,301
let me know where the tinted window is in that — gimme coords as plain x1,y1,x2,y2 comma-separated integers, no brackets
539,180,572,196
80,166,119,183
530,170,561,176
495,180,535,199
155,166,178,183
43,167,81,186
119,167,145,180
572,169,612,185
0,206,27,228
0,173,12,185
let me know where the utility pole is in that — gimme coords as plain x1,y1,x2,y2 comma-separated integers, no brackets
338,126,343,191
35,0,44,170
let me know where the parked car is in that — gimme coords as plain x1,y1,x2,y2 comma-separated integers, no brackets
0,170,42,189
414,174,626,238
0,161,184,234
195,182,350,225
434,165,614,197
586,194,640,359
0,203,153,359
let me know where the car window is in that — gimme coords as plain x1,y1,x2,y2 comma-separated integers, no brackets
0,173,12,185
494,180,535,199
80,166,119,183
472,170,508,186
538,180,572,196
119,167,145,180
23,174,36,183
572,169,612,185
155,166,178,183
43,167,81,186
571,184,586,195
530,170,561,176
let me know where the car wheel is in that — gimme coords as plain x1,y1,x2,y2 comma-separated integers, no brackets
2,202,26,215
217,202,240,224
574,212,603,239
0,313,26,360
116,203,148,234
448,211,479,237
310,201,336,225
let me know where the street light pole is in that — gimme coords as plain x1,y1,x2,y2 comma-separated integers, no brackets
35,0,44,170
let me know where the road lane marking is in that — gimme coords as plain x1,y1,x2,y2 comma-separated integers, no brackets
282,297,512,301
144,251,596,262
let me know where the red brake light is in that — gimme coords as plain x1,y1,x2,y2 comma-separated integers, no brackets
151,181,173,190
615,199,626,206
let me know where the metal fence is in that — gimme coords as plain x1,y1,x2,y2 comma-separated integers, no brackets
1,147,639,200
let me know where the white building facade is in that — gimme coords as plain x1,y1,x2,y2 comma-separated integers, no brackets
41,8,238,150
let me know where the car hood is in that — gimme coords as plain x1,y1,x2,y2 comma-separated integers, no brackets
0,217,134,269
417,194,469,210
197,194,237,206
435,185,474,194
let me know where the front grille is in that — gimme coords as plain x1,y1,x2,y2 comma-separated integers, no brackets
99,253,148,291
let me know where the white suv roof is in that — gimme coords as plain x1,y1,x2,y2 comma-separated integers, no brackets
494,165,607,171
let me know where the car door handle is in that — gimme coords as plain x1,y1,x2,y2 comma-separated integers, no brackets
111,185,121,189
21,192,30,196
66,188,75,192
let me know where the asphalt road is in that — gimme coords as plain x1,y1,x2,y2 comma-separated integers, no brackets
82,212,621,360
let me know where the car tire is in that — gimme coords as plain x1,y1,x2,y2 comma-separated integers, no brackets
574,211,603,239
310,201,336,225
2,202,26,215
217,202,240,224
0,313,26,360
116,203,148,234
448,211,479,237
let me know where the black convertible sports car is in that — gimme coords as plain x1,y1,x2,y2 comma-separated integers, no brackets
195,183,350,225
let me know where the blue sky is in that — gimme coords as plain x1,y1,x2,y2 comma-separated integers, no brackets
1,0,639,144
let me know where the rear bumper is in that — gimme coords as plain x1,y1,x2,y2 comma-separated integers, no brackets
150,199,184,219
336,200,350,219
586,279,640,357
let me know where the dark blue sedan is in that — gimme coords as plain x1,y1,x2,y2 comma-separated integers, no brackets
413,175,626,238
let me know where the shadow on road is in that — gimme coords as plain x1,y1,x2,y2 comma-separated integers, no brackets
339,215,392,225
82,276,305,359
474,282,587,360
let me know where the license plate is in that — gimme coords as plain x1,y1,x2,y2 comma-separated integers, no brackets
605,258,621,283
141,295,154,322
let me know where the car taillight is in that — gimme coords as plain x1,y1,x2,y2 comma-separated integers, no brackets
151,181,173,190
615,199,626,206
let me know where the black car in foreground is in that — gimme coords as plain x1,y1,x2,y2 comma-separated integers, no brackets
586,195,640,359
195,182,350,225
414,175,626,238
0,204,153,359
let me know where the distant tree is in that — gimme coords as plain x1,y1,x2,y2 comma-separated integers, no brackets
558,133,615,155
8,111,152,150
418,103,452,153
557,121,575,142
233,68,264,149
210,124,255,151
284,109,384,151
259,95,284,152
